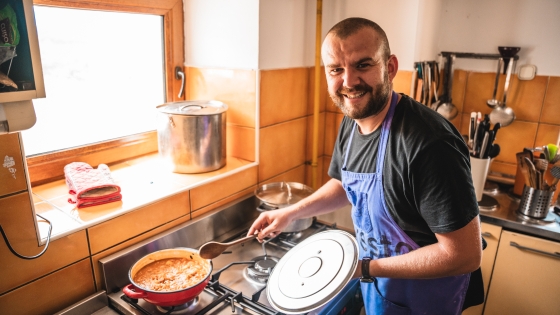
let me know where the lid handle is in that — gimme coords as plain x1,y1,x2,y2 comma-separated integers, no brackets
179,104,205,112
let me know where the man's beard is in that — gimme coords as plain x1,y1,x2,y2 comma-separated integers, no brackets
330,73,391,120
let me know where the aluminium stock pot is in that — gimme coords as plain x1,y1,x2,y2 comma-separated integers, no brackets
255,182,315,233
122,248,212,307
156,100,227,174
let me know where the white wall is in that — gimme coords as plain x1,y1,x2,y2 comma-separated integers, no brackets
184,0,560,76
183,0,259,69
438,0,560,75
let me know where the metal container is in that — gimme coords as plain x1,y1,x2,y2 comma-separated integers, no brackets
518,186,554,219
156,100,227,173
255,182,315,232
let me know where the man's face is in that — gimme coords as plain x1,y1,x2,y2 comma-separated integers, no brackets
321,28,396,120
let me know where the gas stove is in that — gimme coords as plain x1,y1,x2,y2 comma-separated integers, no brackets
94,194,363,315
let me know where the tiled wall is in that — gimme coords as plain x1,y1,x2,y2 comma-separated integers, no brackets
1,64,558,314
322,69,560,180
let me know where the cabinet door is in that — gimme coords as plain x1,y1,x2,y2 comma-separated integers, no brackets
484,230,560,315
462,222,502,315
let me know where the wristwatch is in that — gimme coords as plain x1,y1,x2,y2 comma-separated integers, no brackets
359,257,374,283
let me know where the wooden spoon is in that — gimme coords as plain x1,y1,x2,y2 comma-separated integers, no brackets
198,234,257,259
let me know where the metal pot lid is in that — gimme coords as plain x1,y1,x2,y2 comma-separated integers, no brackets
255,182,314,206
156,100,228,116
267,230,358,314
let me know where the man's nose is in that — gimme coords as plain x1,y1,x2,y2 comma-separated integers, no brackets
342,68,361,89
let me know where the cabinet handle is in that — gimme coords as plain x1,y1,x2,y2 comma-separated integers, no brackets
510,241,560,259
175,66,185,99
481,232,492,238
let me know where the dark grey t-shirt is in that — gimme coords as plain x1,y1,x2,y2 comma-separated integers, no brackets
329,93,479,247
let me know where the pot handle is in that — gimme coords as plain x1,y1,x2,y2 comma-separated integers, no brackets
122,284,149,299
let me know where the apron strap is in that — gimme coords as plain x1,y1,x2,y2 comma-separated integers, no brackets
375,91,399,172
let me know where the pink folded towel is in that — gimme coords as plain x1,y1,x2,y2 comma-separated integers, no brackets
64,162,122,208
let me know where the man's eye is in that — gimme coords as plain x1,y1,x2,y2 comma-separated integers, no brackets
357,63,371,69
330,68,342,74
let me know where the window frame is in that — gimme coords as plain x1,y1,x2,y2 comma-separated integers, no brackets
26,0,184,186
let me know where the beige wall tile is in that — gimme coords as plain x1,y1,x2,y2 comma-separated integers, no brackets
541,76,560,125
306,66,328,115
191,187,256,219
463,71,498,115
508,75,547,122
323,156,332,186
0,133,27,197
262,165,306,186
492,120,538,166
259,118,307,182
190,166,258,211
324,112,344,158
0,193,89,294
306,112,326,160
87,191,190,254
304,158,324,190
186,67,256,128
535,123,560,149
0,259,94,315
260,68,308,127
394,70,413,97
227,125,255,161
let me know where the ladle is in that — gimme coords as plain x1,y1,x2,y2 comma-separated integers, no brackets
487,58,503,108
489,57,515,127
198,234,257,259
436,54,458,120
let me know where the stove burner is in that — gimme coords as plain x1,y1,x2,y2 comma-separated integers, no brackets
244,255,280,284
516,211,557,225
155,296,199,314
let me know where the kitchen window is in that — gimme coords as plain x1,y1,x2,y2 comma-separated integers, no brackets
23,0,184,186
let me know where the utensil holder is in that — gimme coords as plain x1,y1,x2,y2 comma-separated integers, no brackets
470,156,491,202
518,186,554,219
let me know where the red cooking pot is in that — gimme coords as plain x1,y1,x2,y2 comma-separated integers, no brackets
122,247,212,307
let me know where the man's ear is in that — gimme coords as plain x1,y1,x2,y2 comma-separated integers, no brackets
387,54,399,81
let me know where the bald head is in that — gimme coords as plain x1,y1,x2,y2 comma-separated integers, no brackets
326,17,391,62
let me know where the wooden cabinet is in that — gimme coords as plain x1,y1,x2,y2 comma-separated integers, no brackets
483,230,560,315
0,133,28,196
463,222,502,315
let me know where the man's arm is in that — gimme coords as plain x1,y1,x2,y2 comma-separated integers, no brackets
358,215,483,279
248,178,350,240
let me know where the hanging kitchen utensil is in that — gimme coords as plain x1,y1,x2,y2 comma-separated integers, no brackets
498,46,520,74
489,57,516,127
198,234,257,259
436,54,458,120
487,58,503,108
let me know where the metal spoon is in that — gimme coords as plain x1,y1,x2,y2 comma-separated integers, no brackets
198,234,257,259
487,58,503,108
489,57,515,127
436,54,458,120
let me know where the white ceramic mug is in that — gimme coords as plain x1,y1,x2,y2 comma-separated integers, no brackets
470,156,491,202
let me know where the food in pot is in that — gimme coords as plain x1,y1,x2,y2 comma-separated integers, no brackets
133,257,208,291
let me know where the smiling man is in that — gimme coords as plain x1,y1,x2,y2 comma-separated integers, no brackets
249,17,484,314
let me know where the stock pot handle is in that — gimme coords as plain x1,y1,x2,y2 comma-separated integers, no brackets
122,284,149,299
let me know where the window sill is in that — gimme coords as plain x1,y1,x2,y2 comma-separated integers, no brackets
31,153,256,242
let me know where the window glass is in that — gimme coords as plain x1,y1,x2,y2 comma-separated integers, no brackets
22,6,165,156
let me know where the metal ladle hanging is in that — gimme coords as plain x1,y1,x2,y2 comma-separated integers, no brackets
487,58,503,108
489,57,515,127
436,54,458,120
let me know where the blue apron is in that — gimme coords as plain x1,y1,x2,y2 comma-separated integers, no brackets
342,91,470,314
